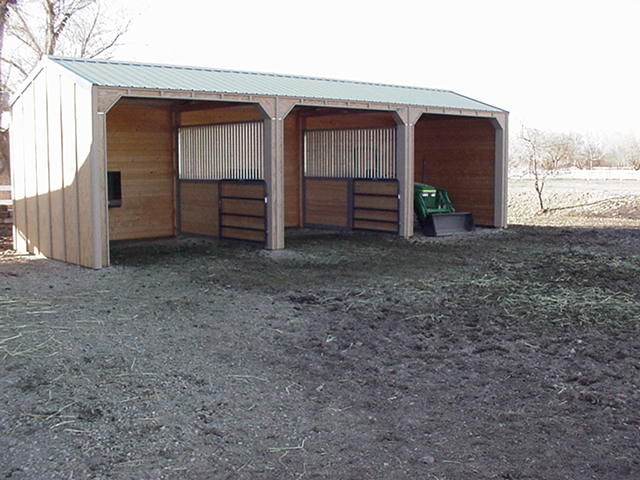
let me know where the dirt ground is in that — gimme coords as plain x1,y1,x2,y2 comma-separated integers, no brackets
1,181,640,479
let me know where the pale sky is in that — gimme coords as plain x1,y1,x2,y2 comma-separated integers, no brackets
109,0,639,137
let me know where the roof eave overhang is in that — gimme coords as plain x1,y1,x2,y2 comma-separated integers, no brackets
94,84,508,121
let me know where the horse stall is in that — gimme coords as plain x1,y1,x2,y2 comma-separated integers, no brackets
9,56,508,268
107,99,269,245
296,108,400,234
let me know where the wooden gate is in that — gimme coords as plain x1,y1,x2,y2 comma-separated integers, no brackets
302,178,399,233
219,180,266,244
352,179,399,233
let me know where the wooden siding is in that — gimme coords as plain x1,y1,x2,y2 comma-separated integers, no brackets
304,178,349,228
107,102,175,240
10,66,104,268
178,104,263,127
179,181,219,236
303,111,396,130
220,182,264,199
414,116,496,226
284,111,301,227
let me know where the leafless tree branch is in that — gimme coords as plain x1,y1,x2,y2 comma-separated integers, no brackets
0,55,28,76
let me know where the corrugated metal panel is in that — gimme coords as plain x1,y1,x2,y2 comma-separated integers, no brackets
178,121,263,180
304,127,396,179
47,56,505,113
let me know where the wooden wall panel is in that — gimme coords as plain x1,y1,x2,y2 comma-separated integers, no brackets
178,104,263,126
353,219,398,232
220,227,264,242
9,96,28,253
220,182,264,199
415,116,496,226
220,214,264,230
46,71,66,261
353,195,397,210
11,67,103,267
303,112,396,130
34,74,52,257
304,178,349,228
179,181,219,236
284,111,300,227
107,102,175,241
353,180,398,196
76,81,96,267
22,80,39,255
220,198,264,216
61,80,80,264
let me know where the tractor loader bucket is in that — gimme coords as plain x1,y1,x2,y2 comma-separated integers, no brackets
422,212,475,236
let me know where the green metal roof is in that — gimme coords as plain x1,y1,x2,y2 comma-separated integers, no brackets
48,56,505,113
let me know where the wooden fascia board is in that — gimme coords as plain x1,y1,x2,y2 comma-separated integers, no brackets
92,86,504,120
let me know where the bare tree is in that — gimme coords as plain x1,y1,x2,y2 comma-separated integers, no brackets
519,127,571,212
520,127,547,212
576,135,605,170
618,135,640,170
0,0,128,178
0,0,18,176
2,0,128,96
538,132,578,170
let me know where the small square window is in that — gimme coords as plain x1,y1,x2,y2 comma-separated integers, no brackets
107,171,122,208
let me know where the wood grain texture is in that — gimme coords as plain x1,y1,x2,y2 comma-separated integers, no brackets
9,95,28,253
220,214,265,230
353,180,398,196
76,82,97,267
415,116,496,226
107,102,175,240
220,183,265,199
221,227,265,242
353,209,398,222
34,74,52,257
220,198,264,217
179,181,219,236
60,79,80,264
304,178,349,227
353,195,397,211
352,179,399,232
46,71,66,261
23,80,39,255
178,105,263,126
353,219,397,232
303,112,396,130
284,111,301,227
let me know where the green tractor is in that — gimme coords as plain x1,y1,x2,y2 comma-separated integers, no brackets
413,183,475,236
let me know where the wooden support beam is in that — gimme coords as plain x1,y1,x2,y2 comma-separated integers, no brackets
258,98,296,250
394,107,424,239
491,113,509,228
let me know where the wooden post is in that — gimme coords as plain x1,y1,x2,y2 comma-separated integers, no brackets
257,98,296,250
394,107,423,239
492,114,509,228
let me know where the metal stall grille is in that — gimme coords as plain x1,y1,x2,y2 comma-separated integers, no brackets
177,121,266,244
178,121,264,180
303,127,396,178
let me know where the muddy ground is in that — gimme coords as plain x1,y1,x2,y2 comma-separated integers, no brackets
1,225,639,480
2,178,640,480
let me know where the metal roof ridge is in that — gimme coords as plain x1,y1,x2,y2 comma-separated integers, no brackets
46,55,455,95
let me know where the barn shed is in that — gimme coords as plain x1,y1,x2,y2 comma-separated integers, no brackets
9,56,508,268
